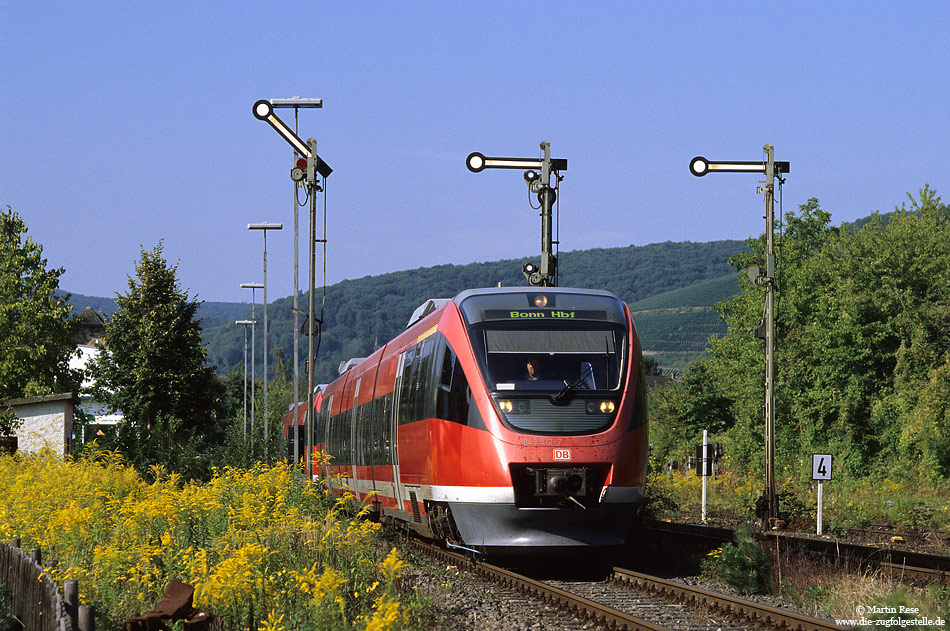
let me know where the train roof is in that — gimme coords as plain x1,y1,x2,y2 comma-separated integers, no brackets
453,286,620,302
338,357,366,375
406,298,451,328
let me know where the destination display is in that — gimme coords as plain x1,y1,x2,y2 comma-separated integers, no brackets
484,309,610,321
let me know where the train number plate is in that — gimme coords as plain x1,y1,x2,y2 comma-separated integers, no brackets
553,449,571,461
520,437,563,447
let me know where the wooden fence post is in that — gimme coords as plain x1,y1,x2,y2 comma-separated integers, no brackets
65,580,79,628
78,604,95,631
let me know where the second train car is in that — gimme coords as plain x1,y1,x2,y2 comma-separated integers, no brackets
315,286,648,553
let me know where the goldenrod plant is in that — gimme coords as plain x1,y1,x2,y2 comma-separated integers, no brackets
0,447,420,630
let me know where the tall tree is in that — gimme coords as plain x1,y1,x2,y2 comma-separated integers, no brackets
708,188,950,478
89,243,220,472
0,206,79,399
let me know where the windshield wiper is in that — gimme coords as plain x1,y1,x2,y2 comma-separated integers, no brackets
554,364,594,402
554,339,612,402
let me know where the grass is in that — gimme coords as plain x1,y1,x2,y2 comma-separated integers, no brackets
652,466,950,624
650,465,950,533
769,551,950,625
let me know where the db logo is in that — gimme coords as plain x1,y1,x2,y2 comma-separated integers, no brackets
553,449,571,461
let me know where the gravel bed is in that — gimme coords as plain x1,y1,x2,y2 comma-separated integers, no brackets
399,548,827,630
401,554,599,630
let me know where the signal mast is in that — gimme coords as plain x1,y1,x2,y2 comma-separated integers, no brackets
467,141,567,286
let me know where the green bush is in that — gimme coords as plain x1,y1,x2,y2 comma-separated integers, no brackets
714,523,771,594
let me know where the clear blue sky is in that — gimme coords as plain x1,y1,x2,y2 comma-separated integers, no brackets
3,2,948,303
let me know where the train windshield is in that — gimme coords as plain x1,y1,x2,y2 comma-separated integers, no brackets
458,291,628,393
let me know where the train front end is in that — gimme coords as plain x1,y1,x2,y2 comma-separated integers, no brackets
440,287,648,552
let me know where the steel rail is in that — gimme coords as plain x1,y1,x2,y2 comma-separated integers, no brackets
407,537,848,630
878,561,950,585
644,521,950,581
408,539,675,630
610,567,848,631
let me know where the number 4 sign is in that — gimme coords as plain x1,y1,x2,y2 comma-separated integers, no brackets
812,454,832,534
812,454,832,480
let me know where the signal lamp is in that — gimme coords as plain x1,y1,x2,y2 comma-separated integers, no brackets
296,158,307,169
523,262,538,274
524,169,539,184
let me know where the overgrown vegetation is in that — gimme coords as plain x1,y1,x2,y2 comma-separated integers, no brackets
648,189,950,619
650,186,950,493
771,546,950,624
0,449,426,630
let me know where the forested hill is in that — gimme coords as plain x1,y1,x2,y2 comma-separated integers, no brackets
199,239,744,384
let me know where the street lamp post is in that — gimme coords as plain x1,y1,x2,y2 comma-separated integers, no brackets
235,319,256,440
240,282,264,452
248,223,283,459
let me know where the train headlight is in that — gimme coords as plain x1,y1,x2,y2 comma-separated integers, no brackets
586,400,616,414
498,399,530,414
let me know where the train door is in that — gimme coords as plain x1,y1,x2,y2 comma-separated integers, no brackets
319,394,333,479
367,360,384,505
349,377,361,483
392,349,410,511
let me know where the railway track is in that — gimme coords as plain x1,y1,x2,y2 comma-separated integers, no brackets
642,521,950,586
406,538,846,630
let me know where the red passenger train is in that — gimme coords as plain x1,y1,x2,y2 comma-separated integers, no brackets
314,286,648,553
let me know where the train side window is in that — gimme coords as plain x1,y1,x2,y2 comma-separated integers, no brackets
372,394,382,465
451,359,470,425
437,344,455,420
414,337,433,422
382,391,394,465
424,337,438,420
439,343,454,387
327,413,337,463
397,347,415,424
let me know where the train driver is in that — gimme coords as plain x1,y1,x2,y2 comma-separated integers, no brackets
524,358,542,381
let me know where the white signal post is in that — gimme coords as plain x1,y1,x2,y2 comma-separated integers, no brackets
690,146,790,527
253,100,333,479
812,454,832,534
466,142,567,286
701,429,708,522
